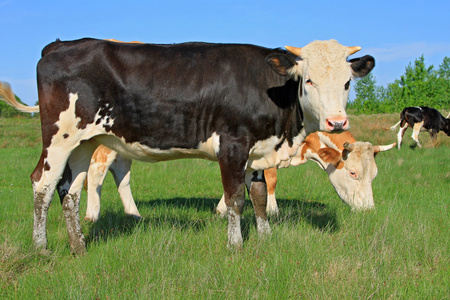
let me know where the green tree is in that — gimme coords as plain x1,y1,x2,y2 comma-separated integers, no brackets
0,94,35,118
349,73,383,114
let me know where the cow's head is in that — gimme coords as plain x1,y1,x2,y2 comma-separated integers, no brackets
266,40,375,133
443,117,450,136
315,141,395,210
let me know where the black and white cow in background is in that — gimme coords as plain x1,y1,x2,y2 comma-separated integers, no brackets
0,38,374,254
390,106,450,149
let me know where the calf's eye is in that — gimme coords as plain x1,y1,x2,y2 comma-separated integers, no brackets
306,79,314,86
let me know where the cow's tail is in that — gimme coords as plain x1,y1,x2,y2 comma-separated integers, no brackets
0,82,39,113
390,120,401,131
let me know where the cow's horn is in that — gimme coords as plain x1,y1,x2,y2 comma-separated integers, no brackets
348,46,361,55
343,141,354,152
285,45,302,57
373,143,396,153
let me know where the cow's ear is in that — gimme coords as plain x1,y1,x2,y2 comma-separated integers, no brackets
317,148,341,167
266,53,297,76
349,55,375,78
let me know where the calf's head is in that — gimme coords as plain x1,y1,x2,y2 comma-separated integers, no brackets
316,141,395,210
266,39,375,133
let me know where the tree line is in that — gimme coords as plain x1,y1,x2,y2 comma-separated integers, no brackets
349,55,450,114
2,55,449,117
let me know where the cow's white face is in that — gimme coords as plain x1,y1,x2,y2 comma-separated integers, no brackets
266,39,374,134
293,41,353,133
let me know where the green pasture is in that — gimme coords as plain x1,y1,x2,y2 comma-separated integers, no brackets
0,116,449,299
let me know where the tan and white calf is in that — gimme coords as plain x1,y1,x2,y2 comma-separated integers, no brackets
217,131,396,215
86,131,395,221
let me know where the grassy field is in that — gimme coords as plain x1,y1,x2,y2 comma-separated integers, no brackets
0,115,449,299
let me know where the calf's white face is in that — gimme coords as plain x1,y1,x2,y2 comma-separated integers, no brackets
308,140,395,210
325,142,378,209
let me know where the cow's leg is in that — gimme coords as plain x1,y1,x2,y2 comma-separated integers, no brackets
264,168,279,216
429,130,438,147
31,142,87,251
57,142,97,255
218,144,248,249
397,124,408,149
245,169,271,235
85,146,118,222
411,121,424,148
31,153,67,251
110,155,141,220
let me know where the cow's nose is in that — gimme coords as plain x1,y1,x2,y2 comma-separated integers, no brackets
325,117,349,132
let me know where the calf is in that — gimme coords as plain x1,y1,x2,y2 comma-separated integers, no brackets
87,131,395,221
0,38,374,254
390,106,450,149
218,131,396,215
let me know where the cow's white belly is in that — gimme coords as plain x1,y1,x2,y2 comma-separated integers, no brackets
95,131,302,170
95,132,220,162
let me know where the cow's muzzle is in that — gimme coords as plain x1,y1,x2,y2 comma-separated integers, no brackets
325,117,349,132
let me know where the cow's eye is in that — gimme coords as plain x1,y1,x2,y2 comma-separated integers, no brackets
344,80,350,90
349,170,358,178
306,79,314,86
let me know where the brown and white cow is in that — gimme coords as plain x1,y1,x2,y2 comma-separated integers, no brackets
0,38,374,254
390,106,450,149
217,131,396,215
85,131,395,222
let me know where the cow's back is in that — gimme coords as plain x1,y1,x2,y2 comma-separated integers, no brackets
36,38,300,152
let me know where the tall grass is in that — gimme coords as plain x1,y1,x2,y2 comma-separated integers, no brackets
0,116,449,299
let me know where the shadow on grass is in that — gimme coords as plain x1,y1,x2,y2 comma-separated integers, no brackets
273,198,340,233
84,196,339,246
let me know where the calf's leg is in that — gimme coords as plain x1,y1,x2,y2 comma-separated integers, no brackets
245,169,271,235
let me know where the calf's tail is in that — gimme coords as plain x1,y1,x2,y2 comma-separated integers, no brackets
0,82,39,113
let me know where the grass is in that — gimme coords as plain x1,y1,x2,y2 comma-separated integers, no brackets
0,115,449,299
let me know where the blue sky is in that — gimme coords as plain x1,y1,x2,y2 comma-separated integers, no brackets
1,0,449,106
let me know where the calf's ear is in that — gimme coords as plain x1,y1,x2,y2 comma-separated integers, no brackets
349,55,375,78
317,148,342,167
266,53,298,76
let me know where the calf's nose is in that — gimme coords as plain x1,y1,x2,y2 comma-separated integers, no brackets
325,117,349,132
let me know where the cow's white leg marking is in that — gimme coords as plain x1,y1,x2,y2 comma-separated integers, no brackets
227,208,243,249
412,121,424,148
266,193,279,216
397,124,408,149
111,155,141,220
226,183,245,250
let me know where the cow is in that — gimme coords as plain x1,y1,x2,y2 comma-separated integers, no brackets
390,106,450,149
217,131,396,215
85,131,395,222
0,38,375,254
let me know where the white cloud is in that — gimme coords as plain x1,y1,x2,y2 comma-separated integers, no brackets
363,42,450,62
